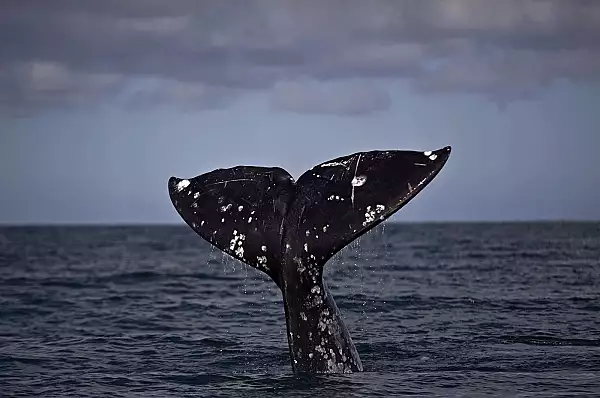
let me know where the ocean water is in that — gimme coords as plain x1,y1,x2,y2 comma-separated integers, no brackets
1,222,599,397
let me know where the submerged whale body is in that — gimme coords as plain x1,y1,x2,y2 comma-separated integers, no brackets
168,146,451,373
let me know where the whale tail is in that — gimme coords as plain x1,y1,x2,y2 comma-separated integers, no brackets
169,166,294,287
168,146,451,284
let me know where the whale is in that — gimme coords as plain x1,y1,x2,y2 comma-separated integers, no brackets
168,146,451,373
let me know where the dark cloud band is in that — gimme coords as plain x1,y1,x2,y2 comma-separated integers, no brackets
2,0,600,115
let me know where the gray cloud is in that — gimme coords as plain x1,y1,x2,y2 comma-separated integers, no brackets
0,61,123,117
116,77,239,111
270,78,391,115
2,0,600,114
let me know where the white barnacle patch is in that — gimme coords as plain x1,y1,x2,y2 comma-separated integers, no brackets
257,255,267,268
176,179,190,191
193,192,200,199
261,245,267,252
200,220,205,226
318,316,328,332
238,205,243,211
229,230,246,258
311,285,321,294
363,206,376,225
323,224,329,232
320,160,349,168
351,175,367,187
248,216,253,223
305,230,311,236
221,218,225,223
235,245,244,258
229,231,246,251
297,262,306,274
300,312,307,321
304,243,309,252
229,237,237,250
220,203,232,212
424,150,432,156
363,204,386,226
327,194,345,202
429,153,438,161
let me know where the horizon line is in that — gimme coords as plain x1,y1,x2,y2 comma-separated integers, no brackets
1,219,599,227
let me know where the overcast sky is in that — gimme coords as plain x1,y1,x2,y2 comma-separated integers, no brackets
1,0,599,224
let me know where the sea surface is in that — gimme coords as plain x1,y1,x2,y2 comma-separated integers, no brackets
1,223,599,397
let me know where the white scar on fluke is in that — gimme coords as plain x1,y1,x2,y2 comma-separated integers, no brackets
168,146,452,374
350,153,362,207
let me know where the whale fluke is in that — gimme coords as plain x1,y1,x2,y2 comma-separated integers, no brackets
169,166,294,288
168,146,451,373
